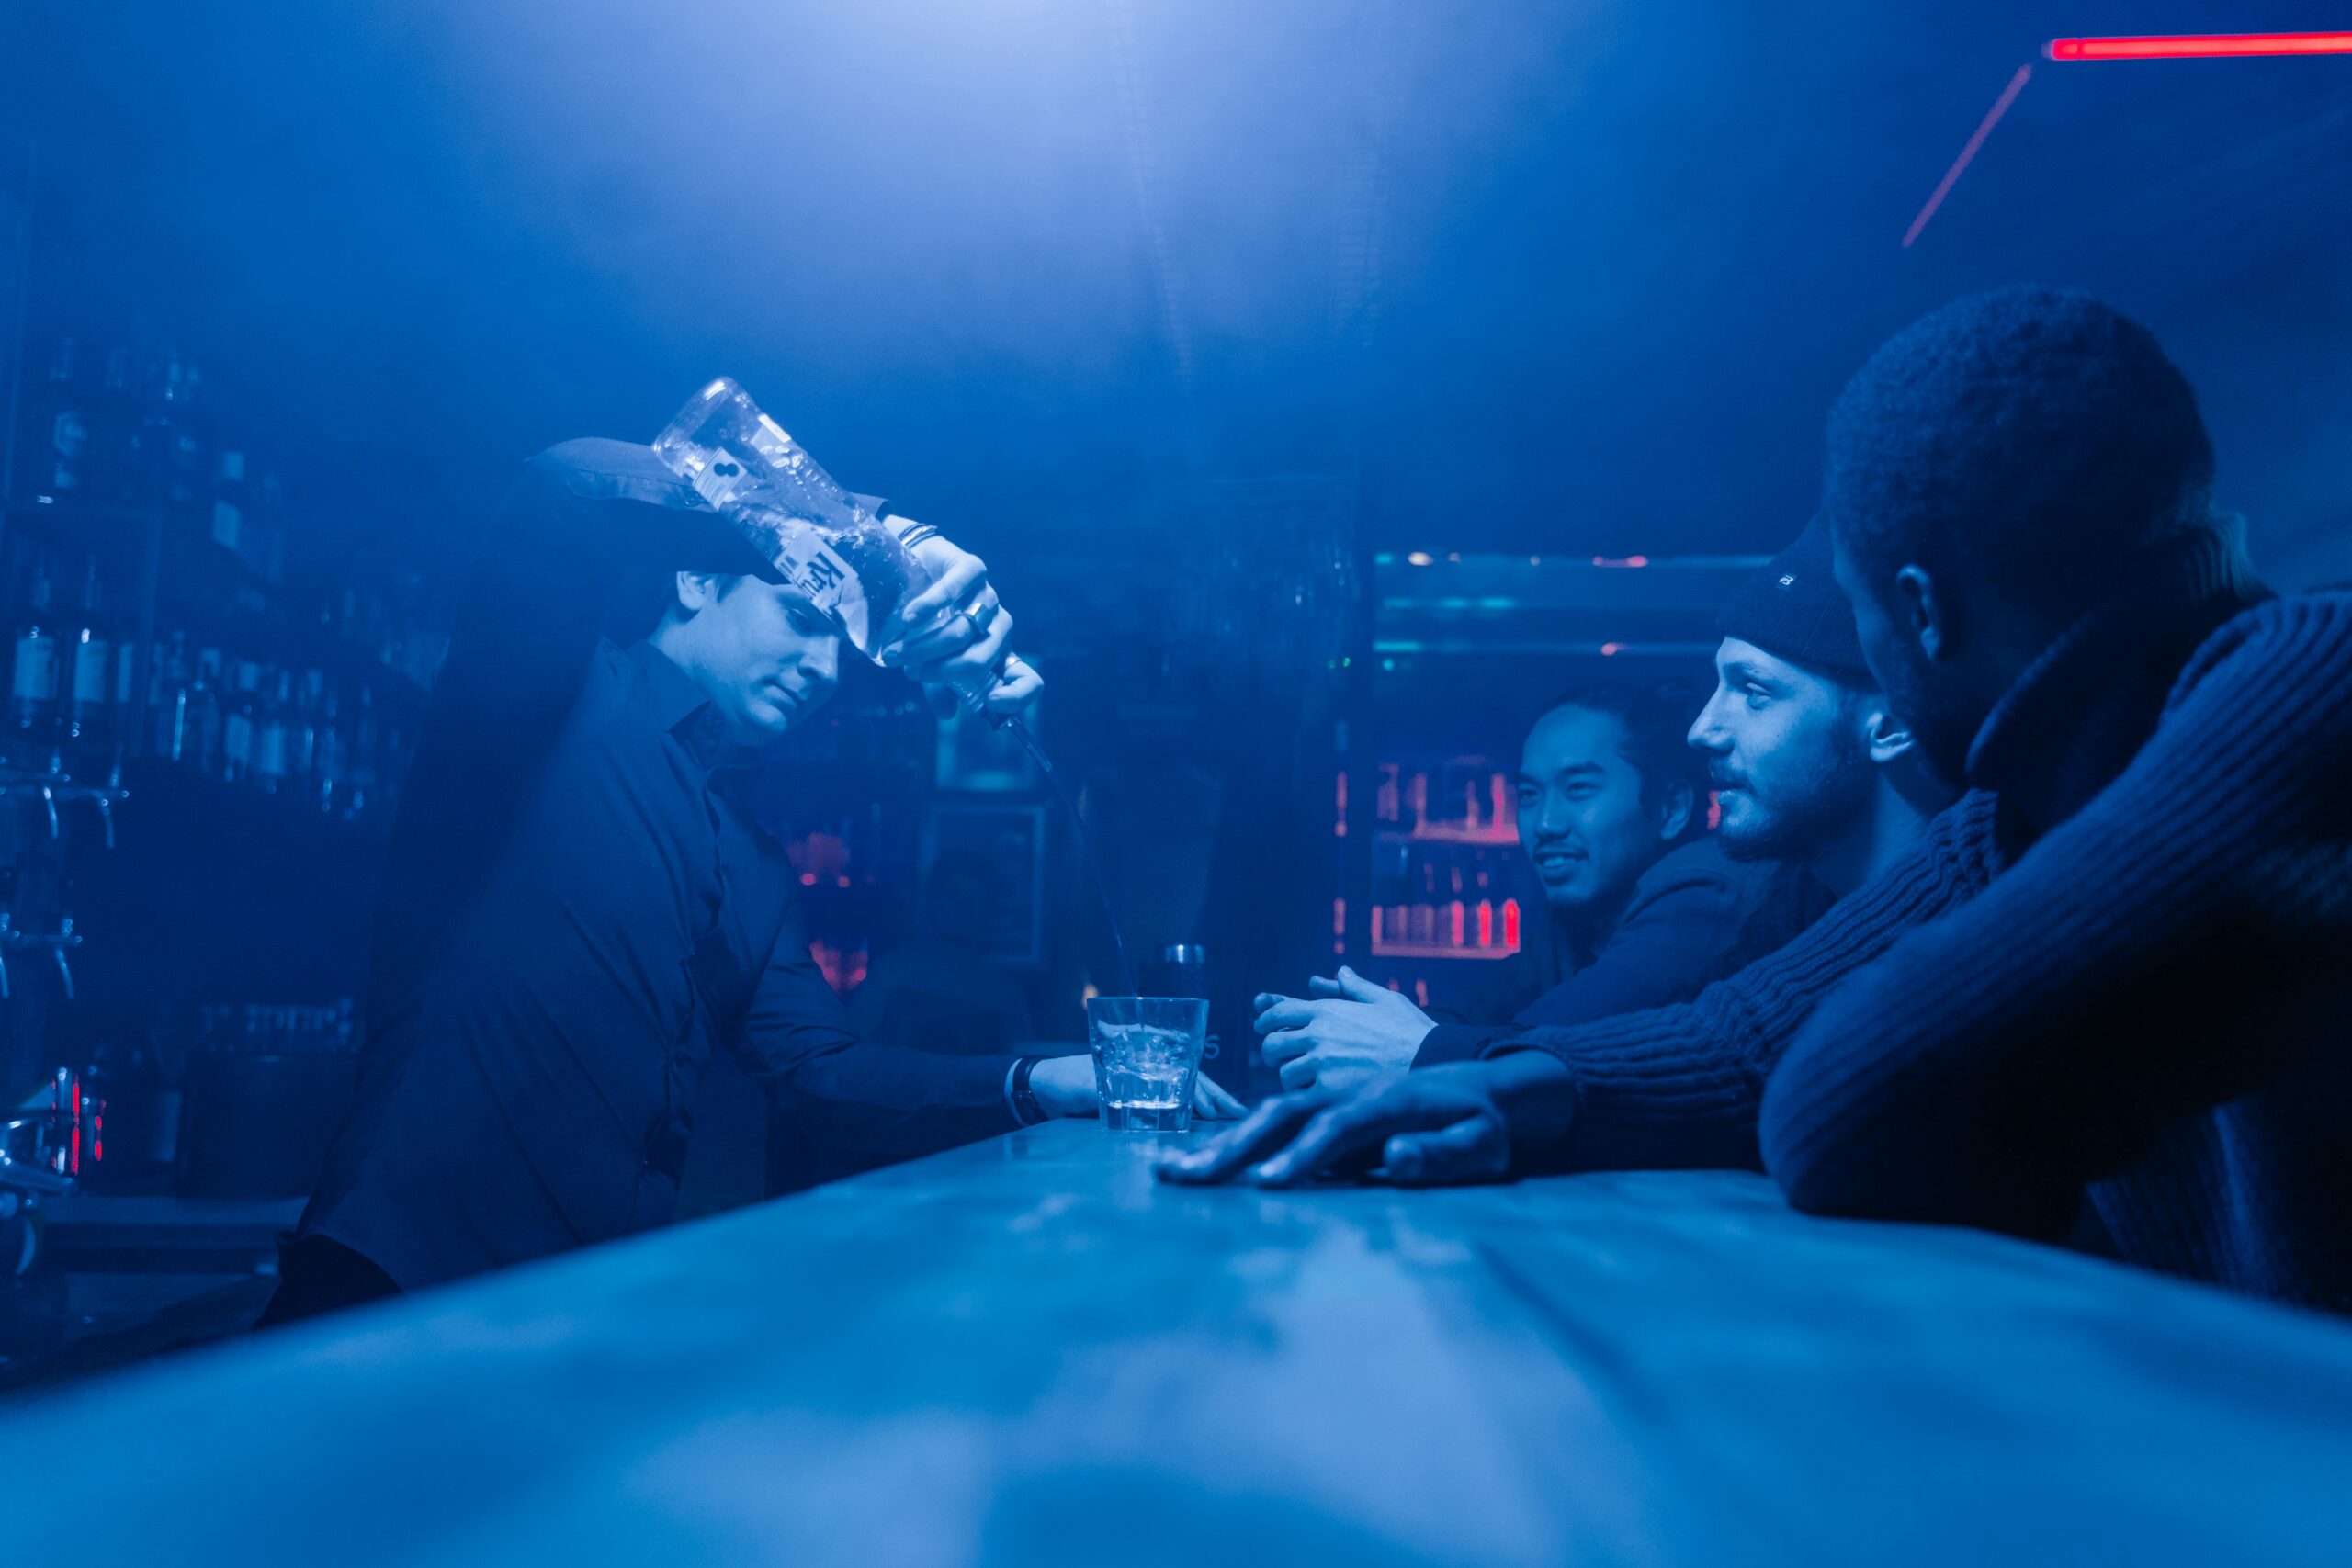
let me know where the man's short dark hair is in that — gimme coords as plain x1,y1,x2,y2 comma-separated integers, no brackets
1823,288,2219,619
1532,682,1708,845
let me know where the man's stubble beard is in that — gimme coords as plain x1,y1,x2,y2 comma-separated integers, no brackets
1717,735,1875,865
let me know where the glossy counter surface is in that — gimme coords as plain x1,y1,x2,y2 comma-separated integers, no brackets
3,1121,2349,1564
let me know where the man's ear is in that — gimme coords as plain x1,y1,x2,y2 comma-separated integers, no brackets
1860,703,1915,767
673,571,724,615
1653,778,1695,842
1894,564,1954,663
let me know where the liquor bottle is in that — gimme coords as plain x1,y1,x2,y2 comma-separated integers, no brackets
210,447,245,557
64,558,113,751
11,555,61,753
254,669,292,795
148,635,188,760
342,685,379,818
98,344,141,505
242,468,285,585
220,660,260,784
110,628,141,746
154,351,204,513
311,686,345,815
288,669,325,790
40,337,88,500
183,649,225,775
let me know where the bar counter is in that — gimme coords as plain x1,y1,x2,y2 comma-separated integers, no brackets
4,1121,2349,1564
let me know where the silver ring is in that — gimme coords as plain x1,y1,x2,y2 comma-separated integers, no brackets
957,604,988,634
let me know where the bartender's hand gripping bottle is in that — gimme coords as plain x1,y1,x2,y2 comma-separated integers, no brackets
650,378,1026,711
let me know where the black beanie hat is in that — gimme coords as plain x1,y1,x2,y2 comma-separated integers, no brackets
1717,518,1871,681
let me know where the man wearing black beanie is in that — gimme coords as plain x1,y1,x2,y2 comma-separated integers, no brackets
1699,519,1949,894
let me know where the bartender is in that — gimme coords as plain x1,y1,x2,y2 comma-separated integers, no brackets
262,436,1228,1323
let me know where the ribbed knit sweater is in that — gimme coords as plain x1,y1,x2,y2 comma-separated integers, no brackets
1494,528,2352,1310
1761,535,2352,1313
1488,788,2004,1173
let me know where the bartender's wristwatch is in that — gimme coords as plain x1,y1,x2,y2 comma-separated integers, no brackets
1010,1055,1046,1125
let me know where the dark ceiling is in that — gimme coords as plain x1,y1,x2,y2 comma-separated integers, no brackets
6,1,2348,582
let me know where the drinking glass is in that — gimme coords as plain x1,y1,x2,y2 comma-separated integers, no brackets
1085,997,1210,1133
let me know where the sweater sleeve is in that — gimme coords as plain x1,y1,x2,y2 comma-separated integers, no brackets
1489,792,2003,1170
1759,600,2352,1239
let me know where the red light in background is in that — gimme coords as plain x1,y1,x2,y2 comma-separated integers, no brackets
2048,31,2352,61
1590,555,1649,568
1600,642,1627,657
1903,63,2033,248
1502,899,1521,949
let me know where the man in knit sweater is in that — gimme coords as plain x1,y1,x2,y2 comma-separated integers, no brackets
1165,289,2351,1313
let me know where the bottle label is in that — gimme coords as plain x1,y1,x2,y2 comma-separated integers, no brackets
223,713,252,765
211,501,243,549
12,636,57,702
73,637,113,705
772,529,870,650
256,726,288,778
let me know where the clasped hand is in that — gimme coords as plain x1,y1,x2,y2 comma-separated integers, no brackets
1254,966,1434,1093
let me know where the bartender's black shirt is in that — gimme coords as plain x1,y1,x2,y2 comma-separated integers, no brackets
298,444,1019,1292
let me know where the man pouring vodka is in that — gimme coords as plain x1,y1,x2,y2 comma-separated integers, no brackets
263,381,1239,1325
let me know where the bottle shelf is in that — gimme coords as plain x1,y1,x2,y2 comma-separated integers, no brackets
1373,823,1519,846
5,499,431,705
1366,941,1520,963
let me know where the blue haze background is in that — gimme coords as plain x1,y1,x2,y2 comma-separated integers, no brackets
3,0,2346,580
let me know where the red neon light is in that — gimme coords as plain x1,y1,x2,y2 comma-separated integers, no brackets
2048,32,2352,61
1502,898,1521,949
1904,63,2033,248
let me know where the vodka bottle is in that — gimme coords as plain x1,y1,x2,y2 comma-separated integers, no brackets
650,378,932,665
